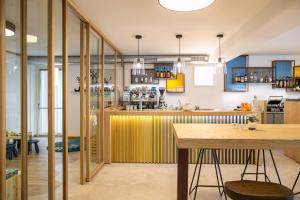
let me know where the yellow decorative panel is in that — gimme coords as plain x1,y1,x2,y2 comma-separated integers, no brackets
295,66,300,78
111,115,256,164
166,73,185,93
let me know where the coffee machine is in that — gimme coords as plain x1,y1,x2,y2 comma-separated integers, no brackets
158,87,166,108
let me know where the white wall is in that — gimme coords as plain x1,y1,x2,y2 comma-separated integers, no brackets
68,64,80,136
124,54,300,109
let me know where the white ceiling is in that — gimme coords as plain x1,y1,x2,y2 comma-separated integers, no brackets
5,0,300,60
73,0,300,60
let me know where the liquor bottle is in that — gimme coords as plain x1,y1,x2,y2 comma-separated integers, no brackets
160,68,164,78
268,72,272,83
234,73,238,82
259,72,264,83
156,69,160,78
244,74,248,82
249,72,254,82
253,72,257,82
166,70,171,78
283,77,287,88
241,75,244,83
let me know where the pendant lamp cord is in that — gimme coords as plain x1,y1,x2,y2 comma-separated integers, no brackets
179,38,181,59
218,37,221,59
138,38,140,59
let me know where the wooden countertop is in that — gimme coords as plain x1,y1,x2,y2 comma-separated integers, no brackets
104,108,257,116
173,124,300,149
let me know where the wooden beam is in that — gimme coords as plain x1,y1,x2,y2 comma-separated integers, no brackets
21,0,28,199
48,0,56,199
0,0,6,199
62,0,68,199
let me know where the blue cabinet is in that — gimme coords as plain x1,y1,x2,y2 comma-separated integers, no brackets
224,55,248,92
272,60,295,89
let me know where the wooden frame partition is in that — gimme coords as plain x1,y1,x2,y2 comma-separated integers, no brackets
21,0,28,199
1,0,123,198
85,23,91,181
0,1,6,200
62,0,68,198
79,21,86,185
48,0,56,199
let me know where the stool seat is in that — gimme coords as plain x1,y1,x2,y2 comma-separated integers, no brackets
225,180,293,200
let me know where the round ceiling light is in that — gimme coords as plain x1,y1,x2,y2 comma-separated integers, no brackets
159,0,215,12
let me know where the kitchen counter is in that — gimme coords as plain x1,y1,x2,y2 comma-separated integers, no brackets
104,108,256,116
103,108,262,164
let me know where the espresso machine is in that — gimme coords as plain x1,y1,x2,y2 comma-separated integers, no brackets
158,87,166,108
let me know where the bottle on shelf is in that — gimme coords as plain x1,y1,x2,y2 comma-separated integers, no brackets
268,72,272,83
160,67,164,78
244,74,248,82
259,72,264,83
253,72,257,82
283,77,287,88
156,68,160,78
234,73,238,83
249,72,254,82
240,75,244,83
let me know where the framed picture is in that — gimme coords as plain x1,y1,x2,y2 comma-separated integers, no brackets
166,73,185,93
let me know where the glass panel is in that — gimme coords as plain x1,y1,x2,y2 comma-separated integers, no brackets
5,0,21,199
116,54,123,105
89,31,101,173
55,0,63,198
67,9,81,185
104,42,115,108
27,0,48,198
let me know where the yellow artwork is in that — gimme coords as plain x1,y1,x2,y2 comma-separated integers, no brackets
166,73,185,93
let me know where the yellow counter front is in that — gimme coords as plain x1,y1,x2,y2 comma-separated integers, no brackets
104,109,261,164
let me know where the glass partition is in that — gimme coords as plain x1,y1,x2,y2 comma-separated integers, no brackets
5,0,21,199
67,7,82,186
104,42,115,108
27,0,48,198
116,54,123,105
88,31,102,176
55,0,63,199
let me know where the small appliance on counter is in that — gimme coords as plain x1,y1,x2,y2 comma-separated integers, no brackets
266,96,284,124
266,96,284,112
123,86,158,110
158,87,167,108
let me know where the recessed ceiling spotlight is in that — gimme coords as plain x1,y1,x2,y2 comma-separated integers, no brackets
159,0,215,12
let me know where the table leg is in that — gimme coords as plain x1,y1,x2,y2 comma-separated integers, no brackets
178,148,189,200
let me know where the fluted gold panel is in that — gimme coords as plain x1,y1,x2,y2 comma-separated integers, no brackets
111,115,255,164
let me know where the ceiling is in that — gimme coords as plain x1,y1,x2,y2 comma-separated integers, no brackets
73,0,300,60
4,0,300,60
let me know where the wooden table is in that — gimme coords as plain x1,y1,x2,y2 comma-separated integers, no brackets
172,124,300,200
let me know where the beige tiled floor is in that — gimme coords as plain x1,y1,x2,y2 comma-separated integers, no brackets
69,151,300,200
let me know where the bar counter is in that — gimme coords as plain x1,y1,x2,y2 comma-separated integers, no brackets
104,109,261,164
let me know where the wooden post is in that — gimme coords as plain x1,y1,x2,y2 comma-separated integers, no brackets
85,23,91,181
21,0,28,199
0,0,6,199
79,21,86,185
48,0,56,199
62,0,68,199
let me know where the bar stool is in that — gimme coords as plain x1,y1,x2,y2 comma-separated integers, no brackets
189,149,227,200
292,171,300,196
28,139,40,154
241,149,281,184
224,180,294,200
